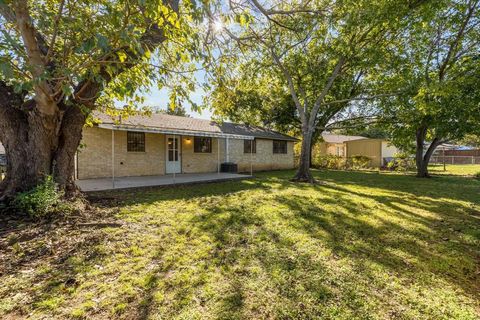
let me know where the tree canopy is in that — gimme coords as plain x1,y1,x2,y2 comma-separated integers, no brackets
375,0,480,176
0,0,208,197
206,0,429,181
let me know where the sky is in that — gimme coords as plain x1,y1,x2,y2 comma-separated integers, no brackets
134,70,213,120
141,86,213,120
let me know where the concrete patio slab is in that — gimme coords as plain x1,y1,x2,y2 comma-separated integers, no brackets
76,172,251,192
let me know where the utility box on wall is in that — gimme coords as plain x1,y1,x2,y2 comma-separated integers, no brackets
220,162,238,173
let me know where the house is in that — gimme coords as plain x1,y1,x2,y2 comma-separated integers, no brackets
345,138,398,167
316,133,399,167
76,112,297,180
317,133,366,157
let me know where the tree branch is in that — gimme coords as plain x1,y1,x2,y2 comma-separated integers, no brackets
46,0,65,61
13,0,56,114
319,92,402,107
438,0,478,80
308,57,345,129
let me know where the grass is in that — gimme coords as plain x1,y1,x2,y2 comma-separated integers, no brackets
0,169,479,319
428,164,480,176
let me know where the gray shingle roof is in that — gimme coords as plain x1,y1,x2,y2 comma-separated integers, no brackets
0,154,6,167
93,111,298,141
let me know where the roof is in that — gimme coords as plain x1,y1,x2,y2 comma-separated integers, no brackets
0,154,6,166
321,133,366,144
93,111,298,141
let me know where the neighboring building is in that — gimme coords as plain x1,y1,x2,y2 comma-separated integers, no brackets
317,133,366,157
315,133,399,167
0,142,4,155
76,112,297,179
346,138,398,167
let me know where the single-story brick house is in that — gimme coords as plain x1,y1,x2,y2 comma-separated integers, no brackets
76,112,298,180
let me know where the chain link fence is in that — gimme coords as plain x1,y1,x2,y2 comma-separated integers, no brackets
430,155,480,165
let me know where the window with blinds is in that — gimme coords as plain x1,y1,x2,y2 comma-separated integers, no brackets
127,131,145,152
244,139,256,153
273,140,287,154
194,137,212,153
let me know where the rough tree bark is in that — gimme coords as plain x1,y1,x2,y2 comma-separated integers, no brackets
293,129,314,182
415,125,441,178
0,82,85,199
0,0,179,201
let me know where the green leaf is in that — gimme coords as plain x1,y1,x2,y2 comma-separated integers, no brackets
117,52,127,63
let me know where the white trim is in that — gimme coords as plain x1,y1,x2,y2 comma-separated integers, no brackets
111,130,115,189
226,137,230,162
165,135,181,174
98,124,255,140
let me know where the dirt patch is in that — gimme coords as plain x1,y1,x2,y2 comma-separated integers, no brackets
0,205,120,278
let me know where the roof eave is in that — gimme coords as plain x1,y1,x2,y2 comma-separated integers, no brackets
97,123,255,140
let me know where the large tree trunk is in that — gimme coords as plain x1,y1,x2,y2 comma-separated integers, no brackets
0,110,84,200
415,126,441,178
293,129,315,183
53,105,87,195
0,84,85,200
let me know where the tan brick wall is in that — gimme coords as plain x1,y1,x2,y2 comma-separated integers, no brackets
78,127,165,179
78,127,296,178
181,136,225,173
228,138,295,172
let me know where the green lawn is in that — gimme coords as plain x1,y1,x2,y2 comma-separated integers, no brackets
428,164,480,176
1,170,479,319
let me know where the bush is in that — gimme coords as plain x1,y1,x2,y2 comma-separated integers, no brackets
13,176,72,218
312,154,372,170
350,155,371,169
312,155,347,170
387,153,415,171
475,172,480,180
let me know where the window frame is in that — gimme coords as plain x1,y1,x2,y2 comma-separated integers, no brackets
244,139,257,154
193,137,212,153
127,131,145,152
273,140,288,154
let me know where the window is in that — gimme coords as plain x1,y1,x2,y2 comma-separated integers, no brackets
244,139,256,153
336,146,344,156
194,137,212,153
127,131,145,152
273,140,287,154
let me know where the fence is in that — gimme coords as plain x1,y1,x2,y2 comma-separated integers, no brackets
430,155,480,165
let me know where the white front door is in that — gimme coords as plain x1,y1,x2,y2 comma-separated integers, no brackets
166,135,181,174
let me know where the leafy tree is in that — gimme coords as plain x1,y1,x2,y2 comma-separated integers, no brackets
0,0,205,199
155,105,191,117
207,0,424,182
459,134,480,148
377,0,480,177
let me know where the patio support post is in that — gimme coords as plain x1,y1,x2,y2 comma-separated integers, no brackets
217,138,220,175
173,134,176,184
226,137,229,162
443,147,446,171
250,139,253,176
112,129,115,189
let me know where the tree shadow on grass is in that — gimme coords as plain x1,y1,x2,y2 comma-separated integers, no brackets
1,169,479,318
273,187,480,299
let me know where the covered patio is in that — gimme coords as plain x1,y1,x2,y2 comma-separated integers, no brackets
76,172,251,192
